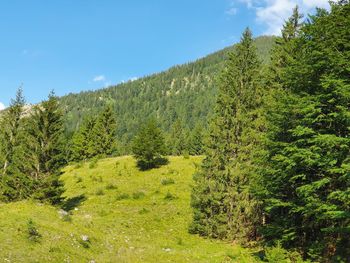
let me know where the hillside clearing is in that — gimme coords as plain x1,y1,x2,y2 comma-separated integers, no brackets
0,156,258,262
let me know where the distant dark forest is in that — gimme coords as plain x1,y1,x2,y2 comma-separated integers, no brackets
60,36,275,154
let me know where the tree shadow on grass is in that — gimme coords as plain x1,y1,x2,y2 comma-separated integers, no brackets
137,157,169,171
61,194,87,212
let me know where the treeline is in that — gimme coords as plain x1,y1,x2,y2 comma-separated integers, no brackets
191,3,349,262
59,36,275,154
0,90,64,204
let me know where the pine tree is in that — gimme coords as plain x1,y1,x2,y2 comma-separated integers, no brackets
168,119,187,155
71,116,97,161
190,28,263,243
0,88,34,201
132,118,167,170
91,105,117,157
188,124,205,155
28,91,65,204
261,2,350,260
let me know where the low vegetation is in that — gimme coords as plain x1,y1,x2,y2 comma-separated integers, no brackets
0,156,261,262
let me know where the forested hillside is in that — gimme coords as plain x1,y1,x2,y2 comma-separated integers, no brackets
60,36,275,153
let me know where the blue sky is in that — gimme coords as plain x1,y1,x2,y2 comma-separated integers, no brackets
0,0,329,108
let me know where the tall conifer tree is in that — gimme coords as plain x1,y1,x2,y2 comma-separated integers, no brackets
0,88,33,201
261,2,350,260
190,28,263,243
28,91,65,204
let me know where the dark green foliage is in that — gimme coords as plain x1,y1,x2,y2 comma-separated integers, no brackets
132,118,168,170
261,3,350,260
27,219,41,242
0,90,65,204
71,106,117,161
0,88,34,201
190,28,263,244
116,193,130,200
164,191,176,200
90,105,117,157
161,178,175,185
59,37,276,155
71,116,97,161
187,124,205,155
29,91,65,205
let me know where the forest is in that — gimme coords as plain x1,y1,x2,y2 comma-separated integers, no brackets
0,1,349,262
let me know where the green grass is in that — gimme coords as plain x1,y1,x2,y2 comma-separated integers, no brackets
0,156,260,262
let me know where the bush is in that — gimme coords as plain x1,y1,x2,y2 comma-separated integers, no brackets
183,151,190,159
27,219,41,242
89,158,98,169
161,178,175,185
105,183,117,190
91,175,103,182
138,208,150,214
133,191,145,200
164,191,176,200
116,193,130,200
74,162,83,169
76,176,83,183
264,242,305,263
95,189,104,196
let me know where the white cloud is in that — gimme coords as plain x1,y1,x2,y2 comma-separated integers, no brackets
0,102,6,111
93,75,106,82
226,7,238,15
239,0,330,35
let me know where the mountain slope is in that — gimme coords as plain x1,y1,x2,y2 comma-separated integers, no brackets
0,156,259,262
60,36,275,152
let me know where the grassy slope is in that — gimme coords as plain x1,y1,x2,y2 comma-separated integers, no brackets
0,156,259,262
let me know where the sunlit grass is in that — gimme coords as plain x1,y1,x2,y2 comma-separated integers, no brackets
0,156,259,262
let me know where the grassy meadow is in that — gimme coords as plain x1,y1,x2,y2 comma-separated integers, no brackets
0,156,260,262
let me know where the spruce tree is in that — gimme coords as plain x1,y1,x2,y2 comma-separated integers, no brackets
71,116,97,161
261,2,350,260
0,88,34,201
91,105,117,157
190,28,263,243
132,118,167,170
28,91,65,204
188,124,205,155
168,119,187,155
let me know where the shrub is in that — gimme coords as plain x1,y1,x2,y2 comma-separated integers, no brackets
161,178,175,185
79,235,90,248
89,158,98,169
91,176,103,182
138,208,150,214
183,151,190,159
264,242,305,263
105,183,117,190
74,162,83,169
116,193,130,200
95,189,104,196
27,219,41,242
133,191,145,200
164,191,176,200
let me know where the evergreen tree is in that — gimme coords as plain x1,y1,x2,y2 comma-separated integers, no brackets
168,119,187,155
0,88,34,201
190,28,263,243
188,124,205,155
132,118,168,170
261,2,350,260
91,105,117,157
28,91,65,204
71,116,97,161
